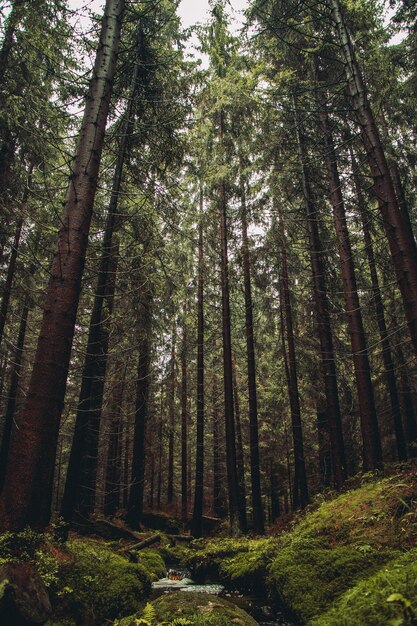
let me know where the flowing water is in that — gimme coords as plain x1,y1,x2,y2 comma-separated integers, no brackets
151,568,298,626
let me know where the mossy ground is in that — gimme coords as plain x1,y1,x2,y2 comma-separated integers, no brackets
184,466,417,625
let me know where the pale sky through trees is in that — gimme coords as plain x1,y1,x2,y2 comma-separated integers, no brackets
69,0,248,30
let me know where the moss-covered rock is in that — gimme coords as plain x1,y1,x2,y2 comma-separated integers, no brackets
48,539,151,625
131,549,166,581
268,540,396,623
311,548,417,626
117,591,259,626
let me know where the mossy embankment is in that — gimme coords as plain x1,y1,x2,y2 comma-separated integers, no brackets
183,467,417,625
0,528,167,625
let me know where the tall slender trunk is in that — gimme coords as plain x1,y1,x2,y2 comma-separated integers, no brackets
212,375,226,518
349,146,407,461
0,166,32,347
181,312,188,524
232,353,248,533
0,0,124,531
276,208,309,509
240,174,264,533
293,104,346,488
0,285,32,491
104,363,126,515
330,0,417,356
157,395,163,510
127,288,153,528
269,459,281,523
395,338,417,458
167,324,176,505
317,97,382,470
61,26,142,525
0,219,23,348
218,110,241,533
192,190,205,537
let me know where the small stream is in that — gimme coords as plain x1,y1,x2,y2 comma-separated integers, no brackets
151,568,297,626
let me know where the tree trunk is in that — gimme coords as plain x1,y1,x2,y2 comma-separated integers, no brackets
61,25,142,525
317,96,382,471
104,363,127,516
127,288,153,529
240,174,264,533
232,353,248,533
0,219,23,348
330,0,417,356
0,0,124,531
212,375,226,518
269,459,281,523
181,312,188,524
349,145,407,461
167,324,176,505
192,191,205,537
0,289,31,491
276,208,309,510
218,109,241,534
293,104,346,488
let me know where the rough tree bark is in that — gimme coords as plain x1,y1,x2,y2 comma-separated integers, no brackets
61,25,142,525
349,145,407,461
240,173,264,533
218,107,241,534
330,0,417,356
0,0,125,531
317,96,382,471
167,324,176,505
275,205,309,509
127,285,153,529
181,311,188,524
293,102,347,488
192,190,205,537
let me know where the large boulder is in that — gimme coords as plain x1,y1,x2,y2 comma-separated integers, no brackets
118,591,259,626
0,562,52,625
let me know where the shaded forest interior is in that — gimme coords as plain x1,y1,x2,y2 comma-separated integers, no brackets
1,0,417,544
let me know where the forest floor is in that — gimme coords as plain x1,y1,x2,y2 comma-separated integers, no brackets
1,464,417,625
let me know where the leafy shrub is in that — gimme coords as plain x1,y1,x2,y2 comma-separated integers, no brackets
0,528,59,588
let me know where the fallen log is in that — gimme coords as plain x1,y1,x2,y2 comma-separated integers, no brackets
120,534,162,553
79,519,145,542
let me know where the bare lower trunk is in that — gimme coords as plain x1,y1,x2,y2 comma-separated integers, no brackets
167,324,176,505
127,288,153,529
181,313,188,523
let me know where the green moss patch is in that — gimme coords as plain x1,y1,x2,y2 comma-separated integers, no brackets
117,591,259,626
186,537,277,585
268,541,396,622
311,548,417,626
48,539,151,625
132,549,166,581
